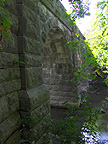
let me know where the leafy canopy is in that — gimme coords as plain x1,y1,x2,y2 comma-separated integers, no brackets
86,0,108,72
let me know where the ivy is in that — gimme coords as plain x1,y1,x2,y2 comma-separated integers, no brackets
0,0,12,49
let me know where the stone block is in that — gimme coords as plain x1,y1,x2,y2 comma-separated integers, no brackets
19,85,49,111
8,92,19,115
43,78,50,85
20,100,50,128
0,92,19,123
38,2,47,17
9,13,19,34
16,0,22,4
24,54,42,67
20,113,50,142
54,79,61,85
0,79,21,97
0,96,8,123
24,19,40,40
7,0,17,14
58,91,76,97
49,78,55,85
43,72,50,78
50,90,59,96
22,4,39,23
0,52,19,68
0,68,20,82
2,34,18,54
32,100,50,124
25,67,43,89
51,96,61,101
32,113,50,142
59,85,73,92
0,112,21,144
22,0,38,12
51,85,59,91
50,100,59,107
5,130,21,144
22,36,43,55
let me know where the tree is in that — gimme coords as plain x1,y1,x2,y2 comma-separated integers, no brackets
86,0,108,85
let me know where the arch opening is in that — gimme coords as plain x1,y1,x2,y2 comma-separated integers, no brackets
42,26,78,108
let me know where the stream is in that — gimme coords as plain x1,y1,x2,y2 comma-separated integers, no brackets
51,78,108,143
51,107,108,144
83,113,108,144
85,78,108,144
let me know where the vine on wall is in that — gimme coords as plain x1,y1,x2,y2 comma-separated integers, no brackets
0,0,12,49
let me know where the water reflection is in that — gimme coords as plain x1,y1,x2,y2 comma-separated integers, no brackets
97,114,108,143
83,113,108,144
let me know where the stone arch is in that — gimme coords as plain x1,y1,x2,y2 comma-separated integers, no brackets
42,25,78,108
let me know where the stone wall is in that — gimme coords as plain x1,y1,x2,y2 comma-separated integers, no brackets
0,1,21,144
40,0,82,107
0,0,85,143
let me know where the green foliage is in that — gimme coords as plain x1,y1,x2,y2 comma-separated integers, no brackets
51,34,102,143
49,1,108,143
13,60,25,66
86,0,108,83
47,0,90,26
68,0,90,18
51,97,101,144
0,0,12,48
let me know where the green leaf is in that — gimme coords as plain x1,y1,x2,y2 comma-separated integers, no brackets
68,20,75,27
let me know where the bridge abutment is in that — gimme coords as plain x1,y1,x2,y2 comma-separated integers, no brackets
0,0,86,143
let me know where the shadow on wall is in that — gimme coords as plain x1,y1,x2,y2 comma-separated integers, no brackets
42,26,79,108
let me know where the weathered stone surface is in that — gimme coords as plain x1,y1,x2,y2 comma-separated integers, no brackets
8,92,19,114
32,114,50,143
42,23,76,107
0,52,19,68
19,36,43,55
7,0,17,14
24,54,42,67
50,100,59,107
0,112,21,144
9,12,19,34
22,4,39,23
24,19,40,40
20,100,50,126
0,92,19,123
2,34,18,54
27,85,49,109
19,85,49,111
5,130,21,144
0,68,20,82
38,4,49,23
25,67,43,89
0,79,21,97
20,113,50,143
32,100,50,123
22,0,38,11
0,96,8,123
0,0,86,143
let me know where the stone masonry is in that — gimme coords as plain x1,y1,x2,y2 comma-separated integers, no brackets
0,0,85,143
